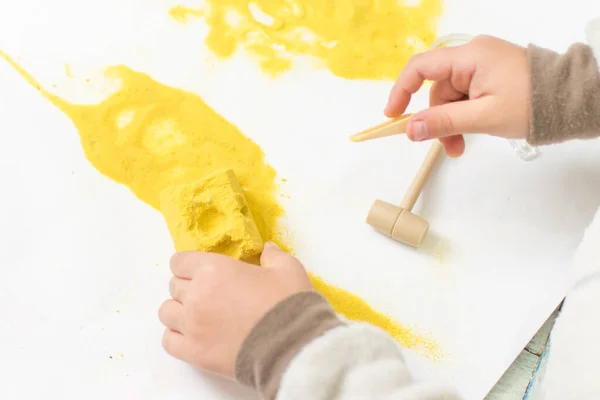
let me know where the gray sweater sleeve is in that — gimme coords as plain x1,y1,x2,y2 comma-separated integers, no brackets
527,43,600,145
235,291,460,400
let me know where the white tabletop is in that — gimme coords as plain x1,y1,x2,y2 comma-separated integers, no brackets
0,1,599,399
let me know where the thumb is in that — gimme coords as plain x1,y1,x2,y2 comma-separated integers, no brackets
407,98,493,141
260,242,314,293
260,242,304,272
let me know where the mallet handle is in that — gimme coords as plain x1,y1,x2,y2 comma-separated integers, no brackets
400,140,443,211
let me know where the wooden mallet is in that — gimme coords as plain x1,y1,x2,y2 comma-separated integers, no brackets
350,114,443,247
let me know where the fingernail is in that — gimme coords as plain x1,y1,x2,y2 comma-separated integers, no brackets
409,121,429,141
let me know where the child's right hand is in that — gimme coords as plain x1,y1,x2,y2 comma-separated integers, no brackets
158,243,313,379
385,35,531,157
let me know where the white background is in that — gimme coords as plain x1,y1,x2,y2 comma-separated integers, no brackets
1,0,600,398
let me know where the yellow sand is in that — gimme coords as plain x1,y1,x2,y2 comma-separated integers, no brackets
311,275,439,357
0,50,439,357
160,169,264,261
0,55,286,249
169,0,443,80
169,5,204,24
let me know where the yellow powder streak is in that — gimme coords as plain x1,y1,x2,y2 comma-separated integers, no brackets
169,5,204,24
311,275,439,356
0,50,439,357
170,0,442,80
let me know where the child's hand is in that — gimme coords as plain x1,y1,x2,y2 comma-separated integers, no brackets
385,35,531,157
158,243,313,378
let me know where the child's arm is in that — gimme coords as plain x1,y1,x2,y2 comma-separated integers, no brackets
528,41,600,145
385,35,600,156
159,245,461,400
236,291,459,400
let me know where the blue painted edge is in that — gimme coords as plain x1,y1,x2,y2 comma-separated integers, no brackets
523,304,563,399
523,345,548,399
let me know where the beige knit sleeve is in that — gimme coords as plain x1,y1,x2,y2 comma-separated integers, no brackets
527,43,600,145
234,291,461,400
235,291,344,399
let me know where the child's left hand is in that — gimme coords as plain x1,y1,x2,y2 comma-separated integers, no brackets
158,243,313,378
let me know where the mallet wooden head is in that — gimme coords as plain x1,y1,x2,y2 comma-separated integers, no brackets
365,140,443,248
366,200,429,247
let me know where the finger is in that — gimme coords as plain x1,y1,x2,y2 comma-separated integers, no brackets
439,135,466,158
170,252,198,279
170,251,230,279
158,299,185,333
169,277,191,302
429,79,467,107
260,242,313,289
429,80,467,158
260,242,298,269
385,47,460,117
162,329,188,361
406,98,493,140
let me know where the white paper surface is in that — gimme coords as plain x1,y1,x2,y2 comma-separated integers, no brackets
1,0,600,399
